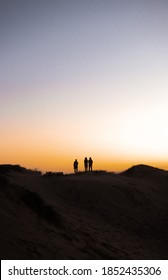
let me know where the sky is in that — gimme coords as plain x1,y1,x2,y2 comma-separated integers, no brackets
1,0,168,173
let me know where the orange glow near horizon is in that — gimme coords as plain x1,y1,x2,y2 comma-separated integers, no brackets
1,106,168,173
1,142,168,174
1,101,168,174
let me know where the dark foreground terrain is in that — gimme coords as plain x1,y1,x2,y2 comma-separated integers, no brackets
0,164,168,259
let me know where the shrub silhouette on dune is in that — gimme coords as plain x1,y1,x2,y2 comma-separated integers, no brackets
42,171,64,177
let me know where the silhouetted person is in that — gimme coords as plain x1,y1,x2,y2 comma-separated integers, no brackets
73,159,78,174
89,157,93,171
84,157,88,172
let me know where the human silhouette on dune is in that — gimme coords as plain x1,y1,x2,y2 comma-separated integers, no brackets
89,157,93,171
84,157,88,172
73,159,78,174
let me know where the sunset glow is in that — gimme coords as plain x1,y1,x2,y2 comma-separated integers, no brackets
1,0,168,173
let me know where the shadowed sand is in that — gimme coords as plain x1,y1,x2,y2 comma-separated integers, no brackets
0,164,168,259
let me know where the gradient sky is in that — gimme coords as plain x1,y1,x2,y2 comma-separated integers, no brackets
1,0,168,173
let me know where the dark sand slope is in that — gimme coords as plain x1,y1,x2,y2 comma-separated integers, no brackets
0,164,168,259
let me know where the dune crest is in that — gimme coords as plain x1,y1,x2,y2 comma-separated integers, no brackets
0,164,168,259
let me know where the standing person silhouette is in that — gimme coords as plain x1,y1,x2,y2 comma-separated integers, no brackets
89,157,93,171
73,159,78,174
84,157,88,172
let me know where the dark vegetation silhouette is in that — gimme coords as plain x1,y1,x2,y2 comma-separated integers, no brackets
42,171,64,177
32,168,42,175
72,170,113,176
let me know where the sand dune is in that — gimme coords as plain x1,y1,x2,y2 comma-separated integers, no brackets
0,164,168,259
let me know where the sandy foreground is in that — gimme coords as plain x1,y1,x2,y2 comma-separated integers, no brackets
0,164,168,259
